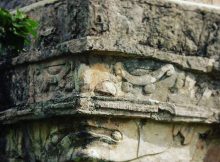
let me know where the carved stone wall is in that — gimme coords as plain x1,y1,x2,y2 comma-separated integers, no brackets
1,117,220,162
0,0,220,162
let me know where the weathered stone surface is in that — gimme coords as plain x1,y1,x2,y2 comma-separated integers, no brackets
0,0,220,162
1,55,220,124
0,117,219,162
180,0,220,6
0,0,41,10
1,0,220,11
1,0,218,64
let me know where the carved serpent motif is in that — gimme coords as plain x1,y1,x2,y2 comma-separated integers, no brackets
114,62,175,94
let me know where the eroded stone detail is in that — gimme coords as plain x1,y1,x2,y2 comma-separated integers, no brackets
0,0,220,162
1,118,218,162
0,56,219,124
30,59,75,102
78,63,118,96
89,0,110,35
114,62,175,95
76,57,220,112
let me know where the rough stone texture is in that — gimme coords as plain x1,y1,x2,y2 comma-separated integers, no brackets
5,0,218,60
181,0,220,5
1,0,219,10
1,117,220,162
0,0,220,162
0,0,42,10
0,55,220,124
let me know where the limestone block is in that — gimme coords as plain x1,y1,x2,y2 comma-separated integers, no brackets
29,59,75,103
0,0,220,162
0,0,42,10
0,118,219,162
2,0,217,61
0,55,220,124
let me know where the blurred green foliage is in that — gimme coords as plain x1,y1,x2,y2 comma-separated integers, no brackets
0,8,38,55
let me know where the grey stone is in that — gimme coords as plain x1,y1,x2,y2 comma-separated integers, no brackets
0,0,220,161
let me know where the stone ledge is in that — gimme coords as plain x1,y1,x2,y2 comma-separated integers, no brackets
1,0,218,66
0,0,42,10
0,38,218,75
0,1,220,161
0,96,219,124
0,52,219,125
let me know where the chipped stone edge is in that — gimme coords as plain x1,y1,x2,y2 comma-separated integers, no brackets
6,38,217,75
13,0,220,14
11,0,61,13
86,37,217,74
3,0,219,74
167,0,220,10
0,96,219,124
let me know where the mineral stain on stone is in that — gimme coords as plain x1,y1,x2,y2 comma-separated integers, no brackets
204,146,220,162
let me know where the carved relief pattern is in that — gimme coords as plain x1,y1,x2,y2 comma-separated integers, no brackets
78,58,220,110
2,118,217,162
114,62,175,95
30,59,75,102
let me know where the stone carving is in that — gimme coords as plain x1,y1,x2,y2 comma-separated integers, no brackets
79,63,118,96
94,81,117,96
114,62,175,95
42,124,123,161
0,0,220,162
79,62,175,97
1,118,217,162
168,71,220,109
173,124,195,145
32,59,75,102
77,59,220,111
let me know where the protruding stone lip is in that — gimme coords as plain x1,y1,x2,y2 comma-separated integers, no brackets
0,38,217,76
13,0,220,14
1,0,219,75
10,0,61,13
167,0,220,10
0,95,219,125
1,0,219,76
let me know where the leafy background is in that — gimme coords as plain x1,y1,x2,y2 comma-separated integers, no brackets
0,8,38,56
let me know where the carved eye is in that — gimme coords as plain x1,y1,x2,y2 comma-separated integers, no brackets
111,130,123,141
